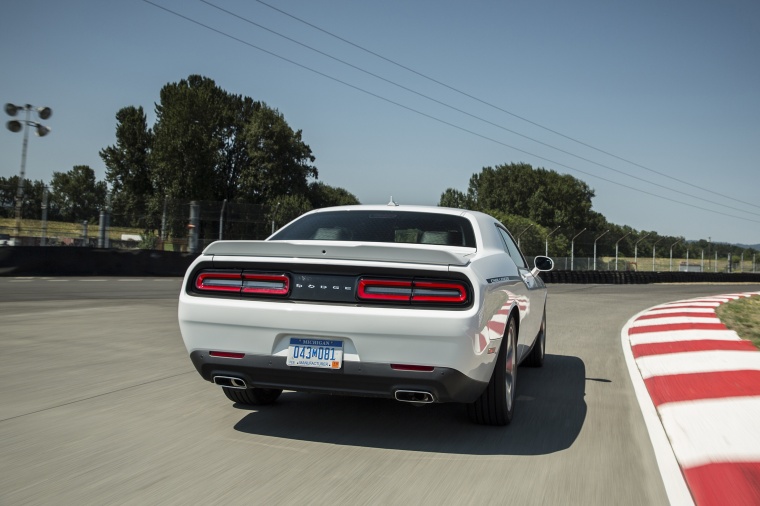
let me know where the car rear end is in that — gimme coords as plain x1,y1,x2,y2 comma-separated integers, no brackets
178,240,494,403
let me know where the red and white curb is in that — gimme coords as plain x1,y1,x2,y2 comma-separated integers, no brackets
622,292,760,506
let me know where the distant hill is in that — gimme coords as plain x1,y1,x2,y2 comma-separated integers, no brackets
736,243,760,251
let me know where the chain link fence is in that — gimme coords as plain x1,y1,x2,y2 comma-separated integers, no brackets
0,200,275,252
2,199,758,274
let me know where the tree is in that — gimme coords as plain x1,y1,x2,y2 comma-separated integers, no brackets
100,106,154,228
49,165,107,223
456,163,596,233
308,182,360,208
151,75,232,204
438,188,473,209
240,104,317,205
0,176,47,220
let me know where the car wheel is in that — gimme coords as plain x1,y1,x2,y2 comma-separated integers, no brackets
222,387,283,406
467,315,517,426
524,308,546,368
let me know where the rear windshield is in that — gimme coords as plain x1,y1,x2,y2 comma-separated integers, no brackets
270,210,477,248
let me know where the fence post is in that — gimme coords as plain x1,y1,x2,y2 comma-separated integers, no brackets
82,220,88,247
160,196,168,241
188,201,199,254
41,187,48,246
219,199,227,241
98,209,110,249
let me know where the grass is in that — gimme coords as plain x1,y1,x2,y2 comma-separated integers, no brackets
0,217,143,240
716,295,760,349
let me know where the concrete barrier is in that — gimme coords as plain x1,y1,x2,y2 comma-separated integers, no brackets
0,246,197,277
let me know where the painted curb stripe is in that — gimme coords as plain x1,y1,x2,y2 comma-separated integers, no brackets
635,311,716,320
644,370,760,406
647,305,720,311
624,292,760,506
629,329,741,346
628,322,727,335
649,303,721,310
632,339,757,358
636,349,760,379
631,316,723,327
683,461,760,506
658,395,760,468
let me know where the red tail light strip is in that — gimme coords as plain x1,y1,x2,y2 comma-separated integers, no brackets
209,351,245,359
194,271,289,296
391,364,435,372
242,273,289,295
195,272,243,292
358,278,468,304
357,279,412,301
411,281,467,303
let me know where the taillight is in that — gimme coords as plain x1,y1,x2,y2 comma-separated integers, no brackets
411,281,467,303
195,271,243,293
194,270,289,296
242,273,289,295
357,279,412,301
357,278,468,305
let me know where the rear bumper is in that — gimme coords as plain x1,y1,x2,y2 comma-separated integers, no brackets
190,350,488,403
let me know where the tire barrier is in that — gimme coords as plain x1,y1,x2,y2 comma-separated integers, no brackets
0,246,198,277
539,270,760,284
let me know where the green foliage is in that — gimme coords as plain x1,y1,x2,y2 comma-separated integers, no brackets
49,165,107,223
241,105,317,205
308,182,360,208
439,188,473,209
0,176,48,220
100,106,154,229
484,210,566,258
462,162,595,232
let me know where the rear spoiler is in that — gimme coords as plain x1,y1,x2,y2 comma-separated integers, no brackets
202,240,475,267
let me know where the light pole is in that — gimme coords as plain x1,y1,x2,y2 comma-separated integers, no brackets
545,226,560,257
615,232,631,271
516,224,533,249
593,230,609,271
669,239,683,271
652,237,664,271
570,228,586,271
5,103,52,239
634,233,650,270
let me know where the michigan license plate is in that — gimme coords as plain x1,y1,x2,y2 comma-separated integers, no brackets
286,338,343,369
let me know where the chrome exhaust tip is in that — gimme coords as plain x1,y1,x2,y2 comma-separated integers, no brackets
394,390,435,403
213,376,247,389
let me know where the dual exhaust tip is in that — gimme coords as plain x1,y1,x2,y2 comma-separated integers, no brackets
214,376,435,404
394,390,435,403
213,376,247,389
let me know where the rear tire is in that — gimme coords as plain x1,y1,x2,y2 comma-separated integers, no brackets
524,308,546,368
223,387,282,406
467,315,517,426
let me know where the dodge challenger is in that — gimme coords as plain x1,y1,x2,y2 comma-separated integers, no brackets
178,204,553,425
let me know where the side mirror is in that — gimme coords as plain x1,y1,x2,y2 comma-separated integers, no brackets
531,256,554,276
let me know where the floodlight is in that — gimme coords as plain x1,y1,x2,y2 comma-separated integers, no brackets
6,120,22,133
4,103,19,116
37,107,52,120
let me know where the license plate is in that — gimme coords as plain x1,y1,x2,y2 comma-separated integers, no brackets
286,338,343,369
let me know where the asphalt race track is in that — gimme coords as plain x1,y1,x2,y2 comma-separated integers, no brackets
2,278,759,505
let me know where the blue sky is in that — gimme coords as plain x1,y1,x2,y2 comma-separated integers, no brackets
1,0,758,245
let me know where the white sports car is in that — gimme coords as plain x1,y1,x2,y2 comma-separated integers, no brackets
178,205,553,425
